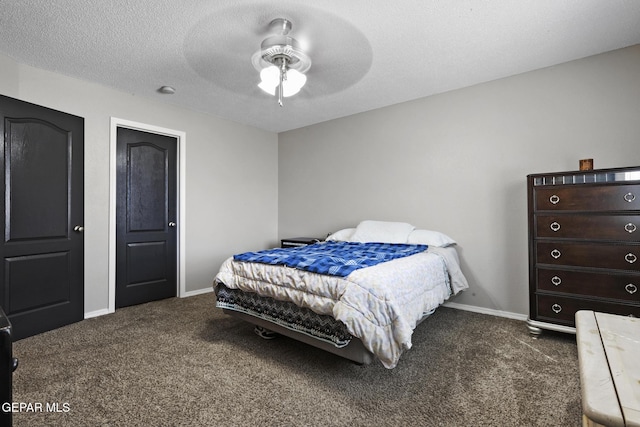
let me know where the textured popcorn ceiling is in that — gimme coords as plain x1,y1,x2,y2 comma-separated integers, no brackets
1,0,639,132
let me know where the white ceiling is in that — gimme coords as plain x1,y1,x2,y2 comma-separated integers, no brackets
1,1,639,133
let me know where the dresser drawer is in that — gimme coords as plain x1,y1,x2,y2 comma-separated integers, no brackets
536,214,640,241
535,294,640,326
537,268,640,302
535,184,640,211
536,241,640,271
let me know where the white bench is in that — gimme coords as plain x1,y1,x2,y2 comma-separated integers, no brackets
575,310,640,427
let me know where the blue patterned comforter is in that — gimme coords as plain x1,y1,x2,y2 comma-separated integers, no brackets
233,241,428,277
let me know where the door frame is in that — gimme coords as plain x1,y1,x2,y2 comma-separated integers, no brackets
108,117,186,314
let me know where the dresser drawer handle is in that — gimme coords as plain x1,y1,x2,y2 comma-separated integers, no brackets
624,192,636,203
551,304,562,314
626,283,638,294
550,222,561,232
549,195,560,205
551,276,562,286
551,249,561,259
625,253,637,264
625,223,637,233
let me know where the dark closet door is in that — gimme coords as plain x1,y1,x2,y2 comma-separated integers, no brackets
116,127,177,308
0,95,84,340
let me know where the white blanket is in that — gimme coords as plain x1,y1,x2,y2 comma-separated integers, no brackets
214,246,468,368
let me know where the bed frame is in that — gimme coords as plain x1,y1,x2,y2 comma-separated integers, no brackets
219,304,434,365
220,308,375,365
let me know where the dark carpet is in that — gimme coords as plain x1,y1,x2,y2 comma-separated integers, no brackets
12,293,581,426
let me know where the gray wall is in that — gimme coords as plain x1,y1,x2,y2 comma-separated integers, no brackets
0,54,279,315
278,45,640,317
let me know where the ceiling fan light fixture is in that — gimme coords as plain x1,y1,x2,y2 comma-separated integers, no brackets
258,66,307,98
252,18,311,107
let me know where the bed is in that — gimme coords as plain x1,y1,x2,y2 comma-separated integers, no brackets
213,220,469,369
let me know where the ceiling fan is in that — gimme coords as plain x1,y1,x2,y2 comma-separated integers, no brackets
183,5,372,112
251,18,312,107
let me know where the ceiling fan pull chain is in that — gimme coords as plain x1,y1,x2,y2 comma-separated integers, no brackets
278,59,287,107
278,69,283,106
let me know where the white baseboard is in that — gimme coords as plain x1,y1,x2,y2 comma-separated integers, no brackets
84,288,213,319
84,308,111,319
181,287,213,298
443,301,527,322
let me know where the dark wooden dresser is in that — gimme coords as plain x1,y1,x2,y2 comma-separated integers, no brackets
527,166,640,336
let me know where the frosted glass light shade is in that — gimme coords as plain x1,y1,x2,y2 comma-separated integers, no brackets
283,69,306,96
258,66,280,95
257,66,306,97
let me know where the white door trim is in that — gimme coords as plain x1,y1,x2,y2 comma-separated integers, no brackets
108,117,186,313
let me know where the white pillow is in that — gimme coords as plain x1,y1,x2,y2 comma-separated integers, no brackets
349,220,415,243
407,229,456,247
326,228,356,242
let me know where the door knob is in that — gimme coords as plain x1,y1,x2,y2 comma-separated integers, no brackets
73,225,84,232
168,222,176,227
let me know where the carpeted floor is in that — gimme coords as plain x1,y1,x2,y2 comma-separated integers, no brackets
11,293,581,426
